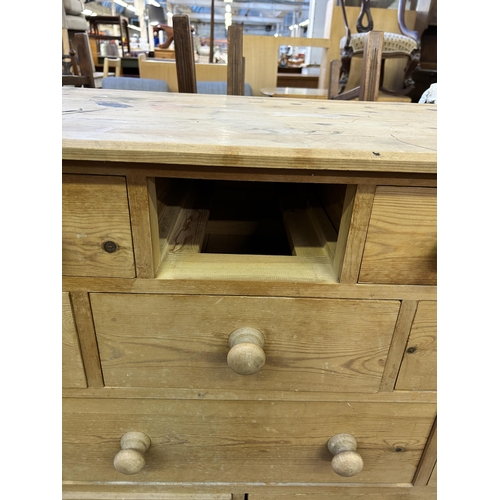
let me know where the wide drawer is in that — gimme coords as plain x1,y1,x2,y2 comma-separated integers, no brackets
62,174,135,278
62,398,436,484
90,294,400,393
359,187,437,285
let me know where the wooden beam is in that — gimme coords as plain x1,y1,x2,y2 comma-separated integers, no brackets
173,14,197,93
359,30,384,101
227,24,244,96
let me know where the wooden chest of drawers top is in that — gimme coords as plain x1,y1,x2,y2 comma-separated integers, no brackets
62,88,436,176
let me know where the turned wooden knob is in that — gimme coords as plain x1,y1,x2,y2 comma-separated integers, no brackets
113,431,151,475
327,433,364,477
227,327,266,375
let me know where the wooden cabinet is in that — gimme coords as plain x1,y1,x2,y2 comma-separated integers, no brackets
62,89,437,499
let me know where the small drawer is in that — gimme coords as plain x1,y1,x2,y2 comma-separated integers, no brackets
396,301,437,391
90,293,400,393
62,174,135,278
62,292,86,388
359,187,437,285
62,398,436,484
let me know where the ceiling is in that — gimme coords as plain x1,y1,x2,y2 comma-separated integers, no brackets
83,0,310,36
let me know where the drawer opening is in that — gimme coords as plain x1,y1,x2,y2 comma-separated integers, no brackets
154,178,347,283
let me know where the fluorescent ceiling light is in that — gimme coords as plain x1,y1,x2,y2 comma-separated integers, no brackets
148,0,161,6
129,24,141,31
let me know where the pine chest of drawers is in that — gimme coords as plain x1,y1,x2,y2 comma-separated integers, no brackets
62,88,437,500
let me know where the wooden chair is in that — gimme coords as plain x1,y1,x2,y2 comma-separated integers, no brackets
103,57,122,78
172,14,246,96
329,30,384,102
336,0,420,99
62,32,96,88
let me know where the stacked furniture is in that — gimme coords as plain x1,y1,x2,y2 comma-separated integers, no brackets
62,88,437,499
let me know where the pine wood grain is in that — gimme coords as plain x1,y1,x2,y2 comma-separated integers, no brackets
412,418,437,486
379,300,418,392
63,493,230,499
62,484,435,497
359,187,437,285
62,175,135,278
69,292,103,387
126,175,157,278
62,398,436,484
90,293,399,393
62,292,87,388
62,161,437,187
249,487,436,499
334,185,375,284
62,89,436,175
63,387,437,404
396,301,437,391
62,276,437,301
157,254,337,283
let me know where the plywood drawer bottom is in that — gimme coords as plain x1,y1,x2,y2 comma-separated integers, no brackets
63,398,436,485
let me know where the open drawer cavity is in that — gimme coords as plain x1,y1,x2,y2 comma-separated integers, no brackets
154,178,347,283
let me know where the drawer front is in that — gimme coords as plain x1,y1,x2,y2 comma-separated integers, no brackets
62,292,86,388
62,174,135,278
90,294,400,393
62,398,436,484
359,187,437,285
396,301,437,391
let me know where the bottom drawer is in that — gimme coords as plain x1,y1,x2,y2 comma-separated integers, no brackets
63,398,436,485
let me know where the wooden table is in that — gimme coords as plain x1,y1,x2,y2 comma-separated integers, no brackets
62,89,437,499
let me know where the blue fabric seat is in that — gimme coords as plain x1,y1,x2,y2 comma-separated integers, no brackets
102,77,170,92
197,81,252,96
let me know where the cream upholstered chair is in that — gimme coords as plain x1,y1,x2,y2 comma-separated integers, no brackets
337,0,420,98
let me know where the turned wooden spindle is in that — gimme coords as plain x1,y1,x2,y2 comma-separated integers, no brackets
227,327,266,375
327,433,364,477
113,431,151,475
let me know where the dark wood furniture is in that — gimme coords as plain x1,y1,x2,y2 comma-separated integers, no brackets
172,14,245,96
88,15,131,60
62,33,96,88
337,0,421,98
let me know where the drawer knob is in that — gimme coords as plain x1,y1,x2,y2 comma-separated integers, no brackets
327,433,364,477
113,431,151,475
227,327,266,375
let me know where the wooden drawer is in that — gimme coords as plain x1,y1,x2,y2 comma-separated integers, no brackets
396,301,437,391
62,398,436,484
90,293,400,393
359,187,437,285
62,174,135,278
62,292,86,388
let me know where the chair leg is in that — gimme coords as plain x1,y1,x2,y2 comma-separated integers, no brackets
359,30,383,101
328,60,342,99
402,49,420,91
173,14,197,93
103,58,110,78
227,24,244,96
339,46,353,95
